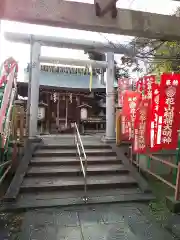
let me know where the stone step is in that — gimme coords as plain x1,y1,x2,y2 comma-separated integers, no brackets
40,135,106,146
27,164,129,177
39,144,111,150
2,190,155,210
18,187,142,201
21,175,138,192
33,148,116,157
30,156,120,166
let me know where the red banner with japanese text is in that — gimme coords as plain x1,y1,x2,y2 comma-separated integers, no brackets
121,115,131,140
118,78,131,106
150,83,161,152
121,91,141,139
156,73,180,150
144,75,156,99
122,91,141,116
136,78,143,93
133,99,151,153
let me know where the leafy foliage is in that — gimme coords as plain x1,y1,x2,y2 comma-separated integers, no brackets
123,7,180,75
115,66,130,79
153,41,180,74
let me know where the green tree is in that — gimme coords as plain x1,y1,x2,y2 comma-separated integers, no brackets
124,7,180,75
151,41,180,74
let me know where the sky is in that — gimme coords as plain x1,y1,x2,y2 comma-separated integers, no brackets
0,0,180,76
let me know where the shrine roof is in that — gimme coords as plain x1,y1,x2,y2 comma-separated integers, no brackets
18,69,110,91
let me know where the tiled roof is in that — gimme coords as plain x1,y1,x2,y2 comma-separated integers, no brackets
39,64,98,76
21,70,106,90
18,62,118,90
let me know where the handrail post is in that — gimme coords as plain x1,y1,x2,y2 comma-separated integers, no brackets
74,125,77,160
74,122,88,202
84,154,87,202
175,162,180,201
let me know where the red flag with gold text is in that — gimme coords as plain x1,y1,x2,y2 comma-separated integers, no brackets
144,75,156,99
122,91,141,116
136,78,143,93
133,99,151,153
121,91,141,139
150,83,161,152
118,78,131,107
156,73,180,150
121,114,131,140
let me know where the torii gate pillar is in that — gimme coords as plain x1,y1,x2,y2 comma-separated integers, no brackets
29,41,41,138
104,52,115,142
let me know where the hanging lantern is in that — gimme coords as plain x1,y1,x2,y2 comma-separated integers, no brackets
38,104,46,120
69,93,72,103
53,92,57,102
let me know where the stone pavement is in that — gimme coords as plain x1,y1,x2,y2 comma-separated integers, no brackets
15,203,177,240
165,214,180,238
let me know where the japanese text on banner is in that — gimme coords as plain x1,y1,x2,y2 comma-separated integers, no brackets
121,115,131,140
144,75,156,99
150,83,160,151
136,78,143,93
122,91,141,139
157,73,180,150
118,78,131,107
133,99,151,153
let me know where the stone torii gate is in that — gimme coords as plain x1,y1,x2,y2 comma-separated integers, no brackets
5,33,117,141
1,0,180,40
2,0,180,140
4,32,138,57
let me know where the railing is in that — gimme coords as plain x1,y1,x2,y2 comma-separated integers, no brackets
11,104,26,143
74,122,88,201
0,58,18,187
129,146,180,201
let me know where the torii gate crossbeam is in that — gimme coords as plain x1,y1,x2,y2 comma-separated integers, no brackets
1,0,180,40
4,32,137,56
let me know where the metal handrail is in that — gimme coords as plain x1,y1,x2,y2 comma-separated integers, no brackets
74,122,87,201
0,61,18,186
0,160,12,169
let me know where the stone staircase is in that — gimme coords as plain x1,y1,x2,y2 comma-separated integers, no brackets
3,135,154,209
23,145,137,192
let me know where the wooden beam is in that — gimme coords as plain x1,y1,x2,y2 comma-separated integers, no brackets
1,0,180,40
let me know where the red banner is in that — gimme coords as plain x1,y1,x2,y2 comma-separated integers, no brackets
144,75,156,99
122,91,141,116
150,83,161,152
121,115,131,140
121,91,141,139
133,99,151,153
156,73,180,150
136,78,143,93
118,78,131,106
